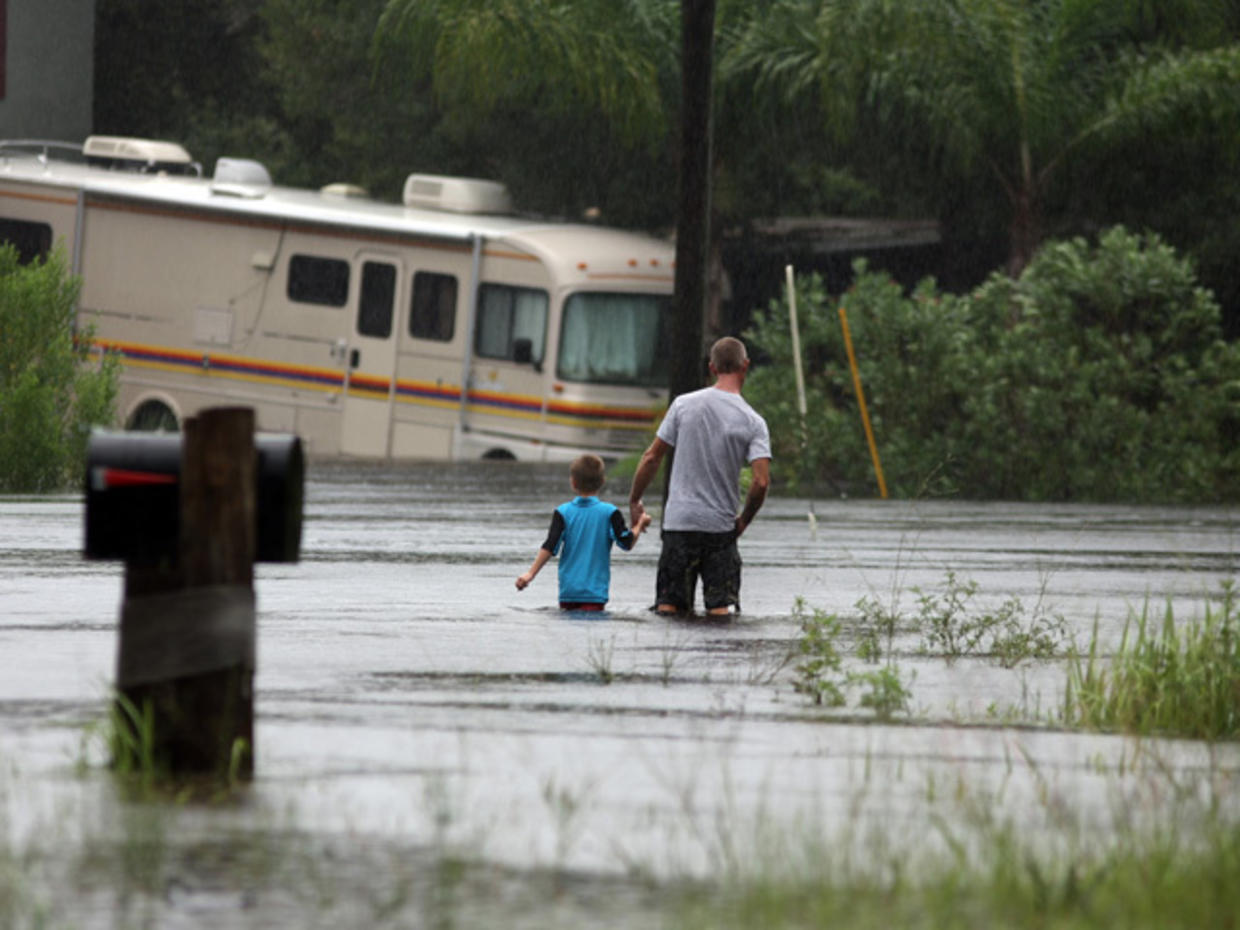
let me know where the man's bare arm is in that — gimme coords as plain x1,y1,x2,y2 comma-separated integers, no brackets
736,457,770,537
628,437,670,526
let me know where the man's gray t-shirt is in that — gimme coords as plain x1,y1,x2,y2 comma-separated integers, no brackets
657,386,772,533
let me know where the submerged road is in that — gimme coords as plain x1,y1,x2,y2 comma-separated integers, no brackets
2,460,1237,925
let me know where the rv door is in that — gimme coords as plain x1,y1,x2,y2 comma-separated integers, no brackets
340,253,401,457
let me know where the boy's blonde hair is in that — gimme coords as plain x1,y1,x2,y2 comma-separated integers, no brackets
570,454,606,494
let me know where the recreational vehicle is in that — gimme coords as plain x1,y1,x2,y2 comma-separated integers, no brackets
0,136,674,461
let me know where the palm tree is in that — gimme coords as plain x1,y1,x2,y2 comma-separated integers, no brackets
376,0,678,152
723,0,1240,275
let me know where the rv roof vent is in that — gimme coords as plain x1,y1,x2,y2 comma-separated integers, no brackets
402,174,513,215
83,135,197,173
321,182,369,199
211,158,273,199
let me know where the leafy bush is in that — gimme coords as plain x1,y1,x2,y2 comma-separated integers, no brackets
745,226,1240,502
0,245,119,492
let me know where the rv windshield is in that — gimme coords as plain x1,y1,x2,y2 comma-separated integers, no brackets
557,292,670,387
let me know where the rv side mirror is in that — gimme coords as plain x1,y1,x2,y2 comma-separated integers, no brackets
512,338,533,365
84,430,304,563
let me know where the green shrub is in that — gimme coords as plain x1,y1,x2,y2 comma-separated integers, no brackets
0,245,118,492
745,226,1240,502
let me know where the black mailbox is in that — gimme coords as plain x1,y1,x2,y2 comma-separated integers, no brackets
84,431,304,563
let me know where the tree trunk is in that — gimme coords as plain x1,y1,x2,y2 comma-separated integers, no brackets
1006,186,1040,280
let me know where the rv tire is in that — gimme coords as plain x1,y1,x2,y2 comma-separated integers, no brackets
126,399,181,432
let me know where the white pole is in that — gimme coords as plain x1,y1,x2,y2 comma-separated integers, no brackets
786,264,808,421
785,265,817,537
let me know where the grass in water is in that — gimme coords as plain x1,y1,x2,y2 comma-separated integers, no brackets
1064,581,1239,740
673,818,1240,929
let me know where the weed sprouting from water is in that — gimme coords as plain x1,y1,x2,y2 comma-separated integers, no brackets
916,570,1072,668
790,598,912,718
78,689,252,801
791,599,846,707
854,593,904,665
586,635,617,684
108,690,160,790
541,775,593,869
916,570,984,659
790,572,1080,721
852,665,913,719
1064,581,1240,740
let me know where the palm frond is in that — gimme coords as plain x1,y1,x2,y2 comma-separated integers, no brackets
379,0,671,146
1052,45,1240,179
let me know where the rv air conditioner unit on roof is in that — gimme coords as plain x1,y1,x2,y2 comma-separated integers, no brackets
402,174,513,215
83,135,195,169
211,158,273,199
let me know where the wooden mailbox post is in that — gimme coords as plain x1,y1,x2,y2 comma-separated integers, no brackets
85,407,303,778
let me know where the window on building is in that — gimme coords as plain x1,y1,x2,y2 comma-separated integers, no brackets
475,283,548,364
287,254,349,307
409,272,457,342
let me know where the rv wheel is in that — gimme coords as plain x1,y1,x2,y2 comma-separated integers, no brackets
126,399,180,432
481,448,516,461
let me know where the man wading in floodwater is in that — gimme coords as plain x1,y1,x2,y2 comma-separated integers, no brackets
628,336,772,617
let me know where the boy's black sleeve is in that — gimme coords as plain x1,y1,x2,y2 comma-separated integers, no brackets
541,510,566,553
611,509,635,551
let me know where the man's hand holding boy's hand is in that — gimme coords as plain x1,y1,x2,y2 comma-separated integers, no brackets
635,513,652,532
629,498,647,529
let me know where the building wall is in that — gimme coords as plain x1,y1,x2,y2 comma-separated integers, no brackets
0,0,95,141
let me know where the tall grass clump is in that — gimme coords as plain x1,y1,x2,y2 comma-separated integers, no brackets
1064,582,1239,740
80,690,251,800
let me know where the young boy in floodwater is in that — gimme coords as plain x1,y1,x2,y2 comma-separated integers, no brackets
516,453,652,611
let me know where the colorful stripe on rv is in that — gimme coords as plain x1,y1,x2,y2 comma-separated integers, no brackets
91,339,658,431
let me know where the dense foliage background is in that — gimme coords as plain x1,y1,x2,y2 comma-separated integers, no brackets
92,0,1240,333
80,0,1240,501
745,227,1240,502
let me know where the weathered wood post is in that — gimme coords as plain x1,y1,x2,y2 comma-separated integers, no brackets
85,406,303,780
122,407,256,776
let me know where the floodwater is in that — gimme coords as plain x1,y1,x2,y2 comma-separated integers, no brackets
2,460,1239,927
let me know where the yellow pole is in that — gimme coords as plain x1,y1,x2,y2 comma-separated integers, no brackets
838,306,888,499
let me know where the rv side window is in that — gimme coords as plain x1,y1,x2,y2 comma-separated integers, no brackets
475,284,547,364
287,254,349,307
410,272,457,342
0,218,53,265
357,261,396,338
